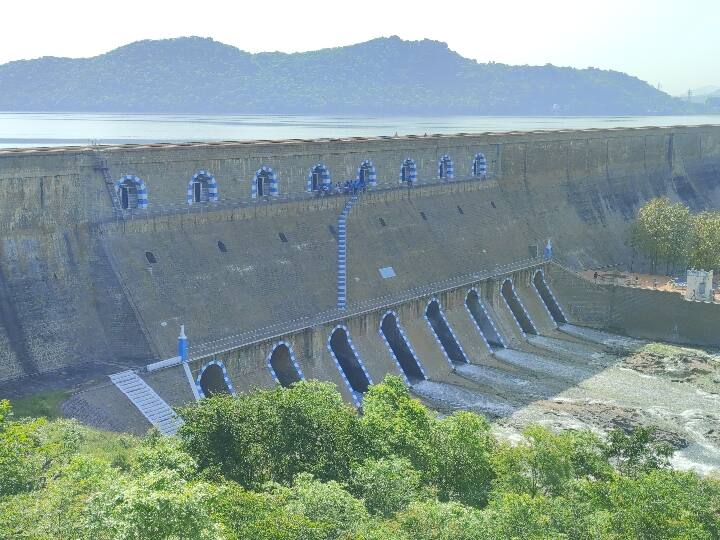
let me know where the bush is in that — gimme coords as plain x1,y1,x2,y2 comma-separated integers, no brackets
350,456,425,516
491,424,609,497
179,381,361,487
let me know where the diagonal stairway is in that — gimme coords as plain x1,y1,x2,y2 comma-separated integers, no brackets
337,195,359,310
109,371,184,435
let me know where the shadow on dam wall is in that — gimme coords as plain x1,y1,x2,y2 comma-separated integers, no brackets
1,125,720,391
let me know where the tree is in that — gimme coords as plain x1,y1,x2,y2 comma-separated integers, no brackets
86,468,219,540
481,493,562,539
360,376,436,475
394,500,489,540
132,432,198,479
210,481,326,540
629,197,692,273
430,412,496,507
689,211,720,271
590,469,720,539
491,425,610,498
604,426,673,477
0,400,51,496
179,381,361,487
269,473,372,540
349,456,425,517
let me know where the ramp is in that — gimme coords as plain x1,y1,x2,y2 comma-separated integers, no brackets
483,301,526,348
527,335,608,365
454,363,551,398
412,380,514,417
559,324,645,353
110,371,184,435
493,348,593,382
444,308,494,362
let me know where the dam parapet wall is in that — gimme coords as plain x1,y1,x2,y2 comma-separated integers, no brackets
2,125,719,231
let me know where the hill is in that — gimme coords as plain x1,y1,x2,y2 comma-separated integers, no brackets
0,36,705,115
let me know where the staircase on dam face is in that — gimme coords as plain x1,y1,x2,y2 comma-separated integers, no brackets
91,151,122,213
337,195,359,310
109,371,184,435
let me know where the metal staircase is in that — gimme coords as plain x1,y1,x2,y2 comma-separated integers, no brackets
91,150,122,213
109,370,184,435
337,195,359,310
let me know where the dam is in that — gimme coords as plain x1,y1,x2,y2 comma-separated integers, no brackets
1,125,720,436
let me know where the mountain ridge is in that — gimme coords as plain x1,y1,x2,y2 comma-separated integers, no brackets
0,36,709,115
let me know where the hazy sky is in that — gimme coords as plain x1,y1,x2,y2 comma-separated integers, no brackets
3,0,718,95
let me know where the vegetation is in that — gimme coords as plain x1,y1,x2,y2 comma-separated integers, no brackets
0,36,704,115
9,389,71,420
2,377,719,539
629,196,720,273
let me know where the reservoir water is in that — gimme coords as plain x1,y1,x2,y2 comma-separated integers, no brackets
0,112,719,148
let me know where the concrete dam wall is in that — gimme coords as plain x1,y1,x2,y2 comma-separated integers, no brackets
1,125,719,386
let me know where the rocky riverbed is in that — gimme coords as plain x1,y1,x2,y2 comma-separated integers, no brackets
492,342,720,475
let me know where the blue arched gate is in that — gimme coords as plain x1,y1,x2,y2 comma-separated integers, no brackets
438,155,454,180
400,158,417,184
252,165,279,198
307,163,332,192
115,175,148,209
357,160,377,188
472,153,487,178
187,170,219,204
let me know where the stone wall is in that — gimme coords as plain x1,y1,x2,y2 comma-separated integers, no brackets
547,264,720,347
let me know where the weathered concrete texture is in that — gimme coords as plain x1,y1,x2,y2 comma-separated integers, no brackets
443,307,493,363
549,265,720,347
141,365,195,409
0,228,154,384
61,382,153,435
1,126,720,385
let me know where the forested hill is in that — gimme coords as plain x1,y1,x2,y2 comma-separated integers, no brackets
0,36,703,115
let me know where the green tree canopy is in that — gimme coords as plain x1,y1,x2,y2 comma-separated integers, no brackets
689,211,720,271
629,197,692,272
2,380,720,539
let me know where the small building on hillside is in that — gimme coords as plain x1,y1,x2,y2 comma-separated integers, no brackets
686,269,714,302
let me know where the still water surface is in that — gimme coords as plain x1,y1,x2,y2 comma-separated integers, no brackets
0,112,718,148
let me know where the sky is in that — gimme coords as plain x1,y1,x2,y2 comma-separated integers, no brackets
2,0,718,96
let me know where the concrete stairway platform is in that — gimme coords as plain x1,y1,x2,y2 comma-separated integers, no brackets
110,370,184,436
558,324,645,353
